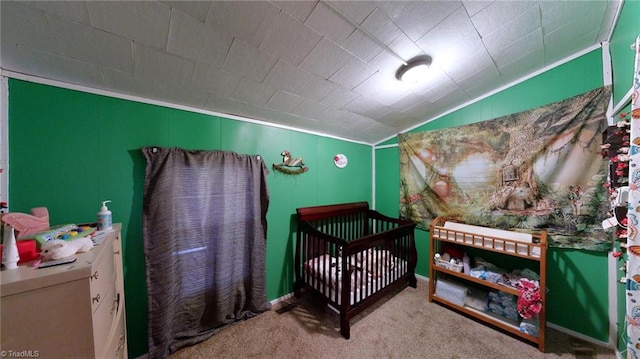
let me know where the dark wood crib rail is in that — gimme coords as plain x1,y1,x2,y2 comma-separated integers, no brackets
294,202,417,339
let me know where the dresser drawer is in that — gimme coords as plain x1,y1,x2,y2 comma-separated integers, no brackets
99,289,127,359
102,326,126,359
90,242,116,312
93,284,116,356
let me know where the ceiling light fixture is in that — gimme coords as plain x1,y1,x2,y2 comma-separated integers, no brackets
396,56,432,84
322,1,434,85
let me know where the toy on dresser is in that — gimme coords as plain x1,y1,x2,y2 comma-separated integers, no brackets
40,236,93,261
1,207,99,269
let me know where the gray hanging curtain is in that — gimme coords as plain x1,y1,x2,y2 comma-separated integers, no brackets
142,147,270,358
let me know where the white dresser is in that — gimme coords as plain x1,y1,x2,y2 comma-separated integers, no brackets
1,224,127,358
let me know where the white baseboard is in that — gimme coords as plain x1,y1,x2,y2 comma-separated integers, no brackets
546,321,612,349
269,292,295,307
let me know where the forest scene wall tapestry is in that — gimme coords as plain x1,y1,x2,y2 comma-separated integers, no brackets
398,86,612,251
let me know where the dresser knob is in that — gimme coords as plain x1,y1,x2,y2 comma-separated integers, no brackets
92,293,100,304
114,250,120,255
90,271,99,281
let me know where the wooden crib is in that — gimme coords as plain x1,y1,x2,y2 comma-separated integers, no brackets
294,202,417,339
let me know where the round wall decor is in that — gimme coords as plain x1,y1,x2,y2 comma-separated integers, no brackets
334,154,348,168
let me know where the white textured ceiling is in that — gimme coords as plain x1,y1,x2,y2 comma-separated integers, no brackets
0,1,621,144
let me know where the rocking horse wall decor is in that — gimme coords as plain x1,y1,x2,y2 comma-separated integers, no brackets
272,150,308,175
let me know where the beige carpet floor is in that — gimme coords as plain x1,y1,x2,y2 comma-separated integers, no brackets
169,280,617,359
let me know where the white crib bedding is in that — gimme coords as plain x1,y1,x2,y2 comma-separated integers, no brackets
303,250,407,305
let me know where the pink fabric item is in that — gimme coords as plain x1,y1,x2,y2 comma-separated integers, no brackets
515,278,542,319
1,208,50,238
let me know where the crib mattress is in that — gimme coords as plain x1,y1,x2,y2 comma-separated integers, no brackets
303,253,408,306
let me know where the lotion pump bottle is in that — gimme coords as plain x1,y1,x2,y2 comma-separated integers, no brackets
97,200,113,231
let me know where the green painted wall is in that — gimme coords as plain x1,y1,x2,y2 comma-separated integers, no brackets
375,49,611,341
7,2,638,355
7,79,372,358
610,0,639,106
